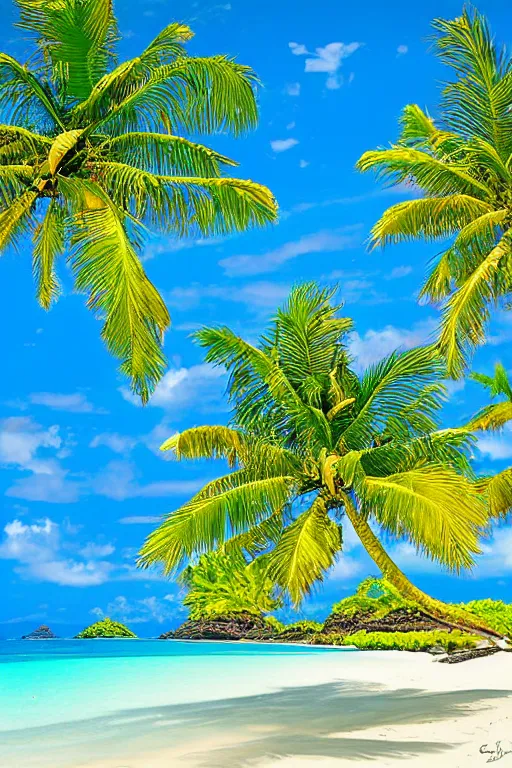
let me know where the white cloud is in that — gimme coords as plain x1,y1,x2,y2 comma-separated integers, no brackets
28,392,102,414
270,138,299,153
6,465,83,503
289,40,362,89
79,542,115,559
0,417,61,471
219,227,361,277
286,121,296,130
348,319,436,369
119,515,163,524
285,82,301,96
89,432,137,454
477,428,512,461
397,44,408,55
91,594,185,625
122,363,226,414
91,460,208,500
299,159,309,168
387,265,413,280
0,518,113,587
167,281,291,312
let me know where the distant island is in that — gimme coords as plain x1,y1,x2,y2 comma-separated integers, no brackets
22,625,58,640
75,618,137,639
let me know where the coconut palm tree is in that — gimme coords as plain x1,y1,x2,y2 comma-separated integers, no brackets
139,282,504,640
180,549,279,620
469,363,512,431
356,9,512,380
0,0,277,402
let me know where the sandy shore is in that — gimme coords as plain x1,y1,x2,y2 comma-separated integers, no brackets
78,650,512,768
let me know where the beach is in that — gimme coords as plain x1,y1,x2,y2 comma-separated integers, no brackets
1,641,511,768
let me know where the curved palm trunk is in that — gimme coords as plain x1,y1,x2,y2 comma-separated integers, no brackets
343,500,506,644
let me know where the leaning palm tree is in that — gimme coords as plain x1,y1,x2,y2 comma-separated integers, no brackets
139,282,504,640
0,0,277,402
357,9,512,379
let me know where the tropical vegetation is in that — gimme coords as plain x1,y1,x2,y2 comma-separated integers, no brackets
316,629,477,652
75,618,136,638
357,9,512,379
180,549,279,620
0,0,277,401
139,282,506,640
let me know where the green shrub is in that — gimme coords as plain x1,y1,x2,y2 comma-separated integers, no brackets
75,618,136,639
330,577,417,619
265,616,285,632
278,620,323,634
313,630,477,652
461,599,512,636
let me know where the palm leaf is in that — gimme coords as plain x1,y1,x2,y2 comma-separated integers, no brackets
138,474,296,574
363,466,488,571
32,199,64,309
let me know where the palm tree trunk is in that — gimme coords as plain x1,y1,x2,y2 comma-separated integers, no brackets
343,497,506,643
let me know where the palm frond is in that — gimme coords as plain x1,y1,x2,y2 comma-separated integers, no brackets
267,496,342,605
0,189,38,253
88,57,259,136
468,402,512,432
369,195,493,247
363,466,488,571
438,232,512,378
0,53,64,129
138,474,295,574
32,198,64,309
63,178,170,403
14,0,118,101
477,469,512,519
356,147,492,198
339,346,444,450
106,132,237,176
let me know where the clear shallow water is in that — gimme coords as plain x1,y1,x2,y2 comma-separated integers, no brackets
0,640,505,768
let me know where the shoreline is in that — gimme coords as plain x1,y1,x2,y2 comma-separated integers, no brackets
3,644,511,768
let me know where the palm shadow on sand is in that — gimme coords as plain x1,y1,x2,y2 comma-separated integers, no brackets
2,681,510,767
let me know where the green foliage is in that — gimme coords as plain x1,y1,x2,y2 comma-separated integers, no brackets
140,283,491,623
0,0,277,402
357,9,512,378
278,620,323,635
181,550,280,620
331,577,418,618
461,599,512,636
75,618,136,638
315,630,477,652
264,616,285,633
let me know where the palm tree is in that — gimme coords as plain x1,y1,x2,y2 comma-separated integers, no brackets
0,0,277,402
180,549,279,620
139,282,504,641
356,9,512,379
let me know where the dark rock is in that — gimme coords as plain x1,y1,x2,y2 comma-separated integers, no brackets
322,608,449,636
21,625,58,640
159,630,174,640
165,612,276,641
439,646,501,664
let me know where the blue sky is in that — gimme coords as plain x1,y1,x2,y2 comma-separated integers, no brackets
1,0,511,638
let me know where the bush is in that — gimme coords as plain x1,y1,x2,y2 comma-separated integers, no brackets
265,616,285,633
312,630,477,652
461,599,512,636
278,620,323,635
75,618,136,639
330,577,418,619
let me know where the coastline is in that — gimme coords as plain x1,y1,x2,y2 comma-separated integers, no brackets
5,644,508,768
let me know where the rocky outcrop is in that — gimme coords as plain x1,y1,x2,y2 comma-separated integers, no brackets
22,625,58,640
322,607,449,636
162,612,276,641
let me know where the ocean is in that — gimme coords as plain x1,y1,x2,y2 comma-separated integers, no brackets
0,639,355,767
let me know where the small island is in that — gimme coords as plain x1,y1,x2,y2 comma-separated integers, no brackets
75,618,136,639
21,625,58,640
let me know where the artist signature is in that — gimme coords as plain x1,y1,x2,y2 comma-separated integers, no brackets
480,741,512,763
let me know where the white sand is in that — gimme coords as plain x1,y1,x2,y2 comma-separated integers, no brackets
82,650,512,768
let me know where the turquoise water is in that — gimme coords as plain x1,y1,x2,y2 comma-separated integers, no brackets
0,639,353,767
1,640,506,768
